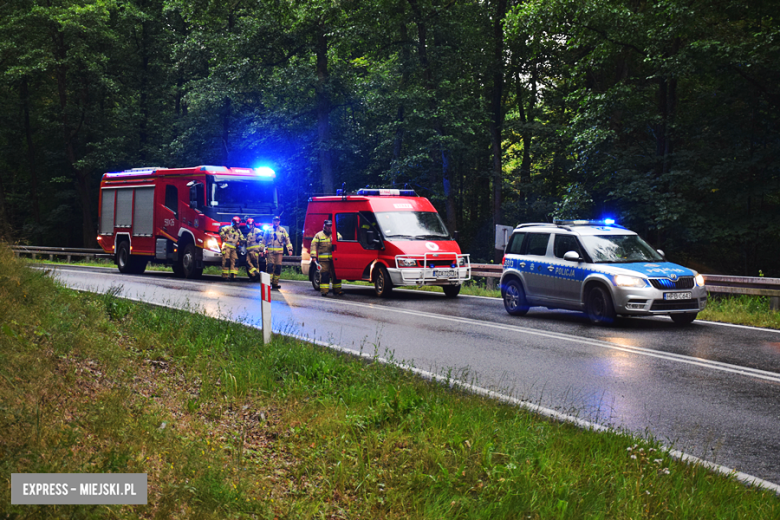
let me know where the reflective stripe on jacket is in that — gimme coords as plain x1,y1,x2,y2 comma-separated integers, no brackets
311,231,341,261
246,228,265,251
220,225,244,249
263,226,292,253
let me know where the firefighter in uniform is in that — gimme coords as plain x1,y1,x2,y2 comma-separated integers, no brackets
311,219,343,296
220,216,244,280
244,218,265,281
263,215,292,289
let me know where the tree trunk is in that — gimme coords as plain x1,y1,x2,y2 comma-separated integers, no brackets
316,25,334,194
222,96,232,165
391,21,410,177
490,0,507,262
51,26,96,247
21,77,41,224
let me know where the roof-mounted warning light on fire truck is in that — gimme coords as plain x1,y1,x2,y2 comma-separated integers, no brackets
356,189,418,197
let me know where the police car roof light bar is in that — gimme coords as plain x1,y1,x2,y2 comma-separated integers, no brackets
552,219,624,228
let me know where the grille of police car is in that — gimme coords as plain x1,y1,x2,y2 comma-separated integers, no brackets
649,277,695,290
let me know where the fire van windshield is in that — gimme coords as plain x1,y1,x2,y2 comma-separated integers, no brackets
375,211,450,240
208,177,277,212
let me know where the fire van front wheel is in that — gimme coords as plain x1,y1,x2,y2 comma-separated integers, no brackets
310,263,321,291
443,285,461,298
374,265,393,298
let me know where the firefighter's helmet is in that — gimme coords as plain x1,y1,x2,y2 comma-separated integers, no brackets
232,216,241,225
246,218,255,227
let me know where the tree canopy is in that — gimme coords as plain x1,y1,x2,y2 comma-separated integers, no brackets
1,0,778,274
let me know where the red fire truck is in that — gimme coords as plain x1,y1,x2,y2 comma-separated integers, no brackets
300,189,471,297
97,165,278,278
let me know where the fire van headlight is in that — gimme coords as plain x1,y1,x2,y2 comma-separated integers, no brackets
398,258,417,267
205,237,220,252
695,273,705,287
613,274,648,288
457,256,467,267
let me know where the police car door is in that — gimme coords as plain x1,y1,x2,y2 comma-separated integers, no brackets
552,233,585,306
521,233,554,303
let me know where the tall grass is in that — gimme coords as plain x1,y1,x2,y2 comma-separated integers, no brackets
3,244,779,518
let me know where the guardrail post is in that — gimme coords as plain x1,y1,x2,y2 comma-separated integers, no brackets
67,255,71,262
260,271,272,344
486,277,495,291
771,297,780,312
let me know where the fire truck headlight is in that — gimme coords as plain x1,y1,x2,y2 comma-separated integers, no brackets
398,258,417,267
205,237,220,251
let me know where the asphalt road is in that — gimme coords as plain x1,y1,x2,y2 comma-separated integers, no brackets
44,264,780,488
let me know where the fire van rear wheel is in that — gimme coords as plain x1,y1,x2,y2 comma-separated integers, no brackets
374,265,393,298
310,262,321,291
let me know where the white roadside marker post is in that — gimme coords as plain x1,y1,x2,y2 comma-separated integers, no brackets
260,271,272,344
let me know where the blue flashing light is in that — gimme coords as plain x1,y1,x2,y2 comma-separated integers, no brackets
357,188,418,197
254,166,275,177
603,218,615,225
262,224,271,231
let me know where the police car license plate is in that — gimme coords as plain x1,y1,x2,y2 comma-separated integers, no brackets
433,269,456,278
664,292,691,300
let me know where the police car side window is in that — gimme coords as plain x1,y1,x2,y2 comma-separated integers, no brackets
524,233,550,256
335,213,357,241
505,232,525,255
554,235,582,259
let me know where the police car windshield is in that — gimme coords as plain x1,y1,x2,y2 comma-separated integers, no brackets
579,234,663,263
375,211,450,240
209,178,277,211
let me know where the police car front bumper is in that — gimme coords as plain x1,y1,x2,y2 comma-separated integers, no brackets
611,285,708,315
389,267,471,286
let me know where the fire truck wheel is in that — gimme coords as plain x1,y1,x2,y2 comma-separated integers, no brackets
116,241,147,274
310,265,321,291
443,284,461,298
181,243,203,279
374,265,393,298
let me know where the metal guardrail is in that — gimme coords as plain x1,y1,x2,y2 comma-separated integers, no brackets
12,247,779,308
11,245,112,261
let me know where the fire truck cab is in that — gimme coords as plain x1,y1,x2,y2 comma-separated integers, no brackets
97,165,278,278
301,189,471,297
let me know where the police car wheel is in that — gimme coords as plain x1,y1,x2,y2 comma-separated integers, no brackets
670,312,697,325
374,265,393,298
586,286,615,325
502,279,529,316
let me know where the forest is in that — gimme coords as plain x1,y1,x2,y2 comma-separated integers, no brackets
0,0,778,274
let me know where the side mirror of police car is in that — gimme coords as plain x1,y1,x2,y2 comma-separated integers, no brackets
657,249,666,260
563,251,581,262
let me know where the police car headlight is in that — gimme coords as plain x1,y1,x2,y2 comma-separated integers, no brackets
398,258,417,267
695,273,705,287
613,274,648,288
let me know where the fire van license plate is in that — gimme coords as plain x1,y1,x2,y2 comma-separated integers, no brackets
664,292,691,300
433,269,456,278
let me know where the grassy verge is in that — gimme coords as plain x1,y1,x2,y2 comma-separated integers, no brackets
3,246,779,518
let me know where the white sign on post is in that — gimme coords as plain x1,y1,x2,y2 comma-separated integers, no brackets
259,271,272,344
495,225,514,251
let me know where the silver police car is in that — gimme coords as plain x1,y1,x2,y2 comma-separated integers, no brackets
500,220,707,325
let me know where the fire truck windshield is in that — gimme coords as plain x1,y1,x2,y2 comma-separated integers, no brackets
375,211,450,240
208,177,277,212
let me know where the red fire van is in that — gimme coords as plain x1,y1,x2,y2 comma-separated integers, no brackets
300,189,471,297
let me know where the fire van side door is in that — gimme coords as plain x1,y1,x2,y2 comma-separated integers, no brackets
333,212,375,281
